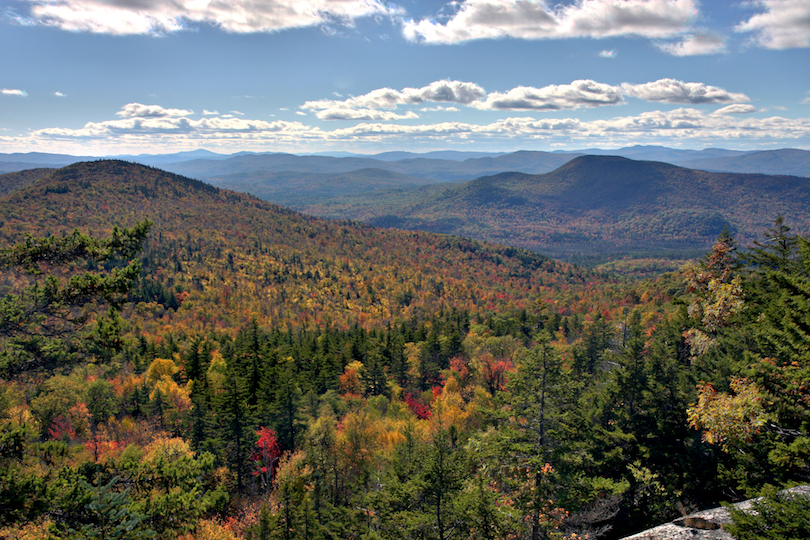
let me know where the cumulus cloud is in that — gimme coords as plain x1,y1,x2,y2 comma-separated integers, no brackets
302,80,487,118
54,91,66,97
116,103,193,118
5,104,808,155
23,0,403,35
314,109,420,121
621,79,750,104
304,80,486,110
599,49,616,58
302,78,748,115
657,31,726,55
713,104,758,115
2,89,28,97
472,80,623,111
402,0,698,44
736,0,810,49
202,109,219,115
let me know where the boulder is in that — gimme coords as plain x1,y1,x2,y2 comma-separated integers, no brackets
620,485,810,540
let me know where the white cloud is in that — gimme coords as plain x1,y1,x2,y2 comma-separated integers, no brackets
296,111,308,116
713,104,758,115
420,106,460,112
303,80,486,119
472,80,624,110
4,104,808,155
303,78,748,115
116,103,193,118
657,31,726,55
2,89,28,97
24,0,403,35
621,79,750,104
736,0,810,49
203,109,219,115
303,80,487,111
598,49,616,58
54,91,66,97
314,109,420,120
402,0,698,44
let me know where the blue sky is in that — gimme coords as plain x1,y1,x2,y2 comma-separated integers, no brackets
1,0,808,155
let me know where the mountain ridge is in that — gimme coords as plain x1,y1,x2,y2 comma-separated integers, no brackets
3,146,808,179
1,159,604,334
296,155,810,261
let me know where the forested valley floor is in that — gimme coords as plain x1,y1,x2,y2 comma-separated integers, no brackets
0,161,808,540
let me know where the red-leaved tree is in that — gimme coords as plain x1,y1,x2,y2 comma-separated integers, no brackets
252,427,281,494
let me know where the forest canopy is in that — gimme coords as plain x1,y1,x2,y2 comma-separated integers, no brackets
0,162,807,540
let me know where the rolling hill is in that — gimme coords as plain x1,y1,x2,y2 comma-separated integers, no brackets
291,155,810,261
160,150,581,183
677,148,810,177
0,160,629,336
0,167,54,196
207,167,439,207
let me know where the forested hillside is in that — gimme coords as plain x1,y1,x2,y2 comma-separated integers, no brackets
0,161,808,540
293,156,810,262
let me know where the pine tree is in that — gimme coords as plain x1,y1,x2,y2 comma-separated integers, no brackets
0,220,151,375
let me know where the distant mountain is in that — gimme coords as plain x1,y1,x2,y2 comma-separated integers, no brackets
552,145,746,160
362,150,508,162
292,155,810,260
4,147,808,179
0,152,91,165
676,148,810,177
0,162,64,175
111,148,232,165
556,145,748,163
306,150,508,161
0,150,252,173
161,150,580,183
209,167,437,206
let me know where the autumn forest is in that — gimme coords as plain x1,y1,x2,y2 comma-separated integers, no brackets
0,160,808,539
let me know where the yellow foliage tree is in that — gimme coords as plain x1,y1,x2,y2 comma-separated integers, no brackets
687,377,773,449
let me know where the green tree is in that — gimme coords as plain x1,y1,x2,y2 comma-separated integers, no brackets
498,332,574,540
0,220,151,375
65,476,156,540
725,487,810,540
215,357,255,493
420,427,466,540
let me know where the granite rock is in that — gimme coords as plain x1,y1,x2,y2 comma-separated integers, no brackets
620,485,810,540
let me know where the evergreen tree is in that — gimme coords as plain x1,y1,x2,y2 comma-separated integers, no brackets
498,333,577,540
0,220,151,375
215,356,255,493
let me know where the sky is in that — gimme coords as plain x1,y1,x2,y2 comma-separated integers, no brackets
1,0,809,156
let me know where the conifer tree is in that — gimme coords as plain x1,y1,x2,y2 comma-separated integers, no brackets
0,220,151,374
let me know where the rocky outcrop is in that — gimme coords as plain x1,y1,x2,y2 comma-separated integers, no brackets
620,485,810,540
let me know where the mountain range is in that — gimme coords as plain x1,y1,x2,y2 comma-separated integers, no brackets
291,155,810,261
4,150,809,264
2,146,809,179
